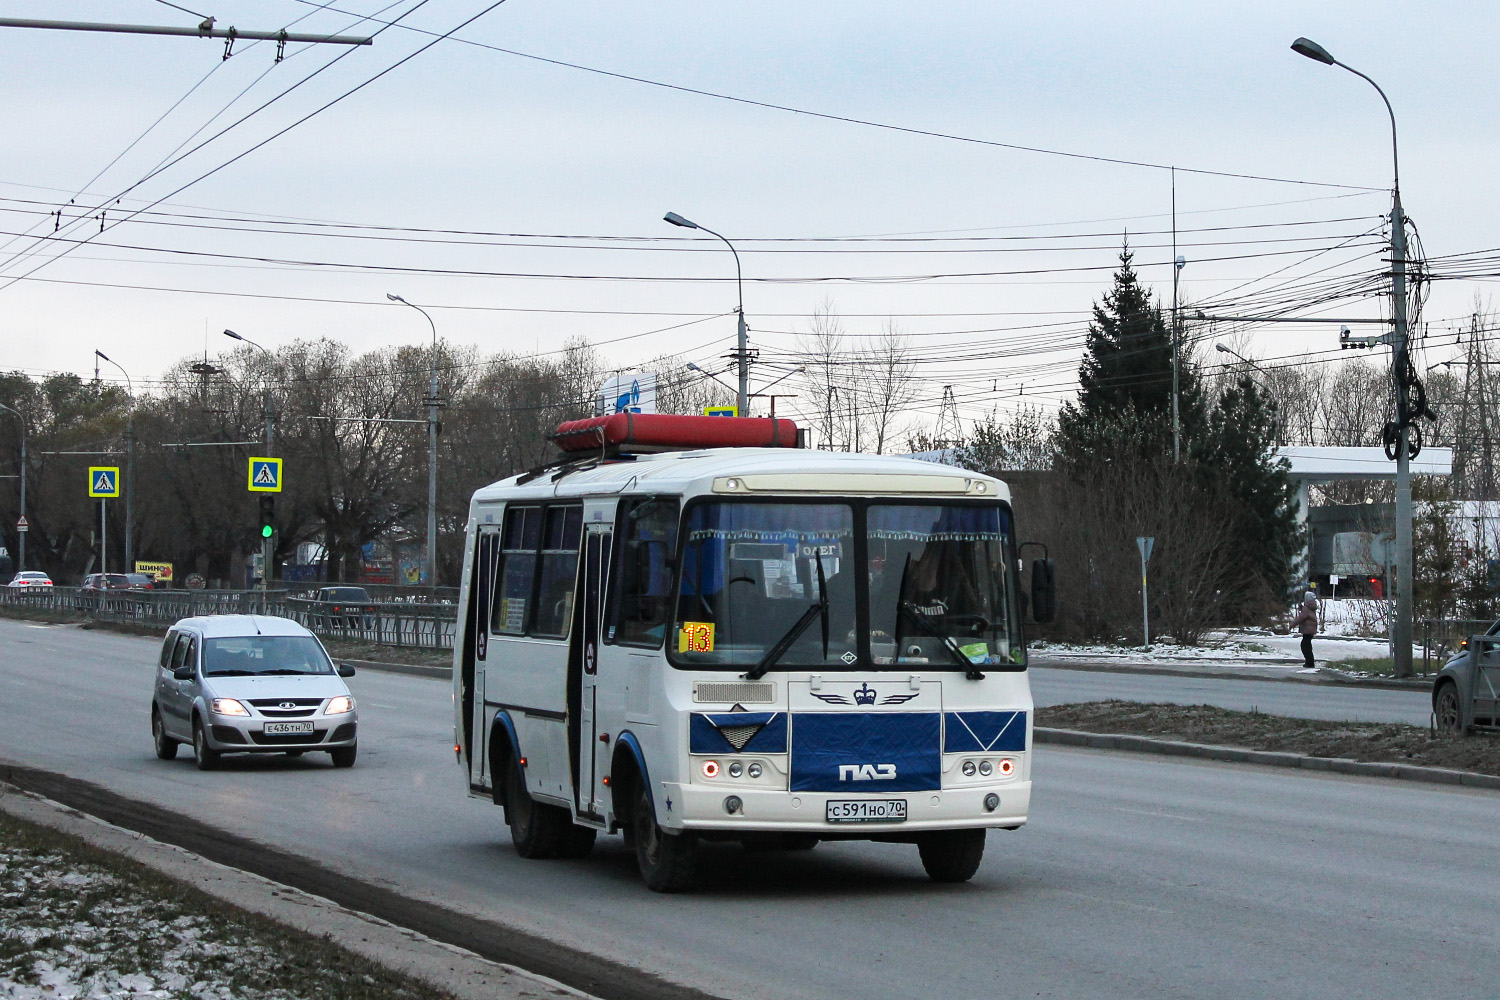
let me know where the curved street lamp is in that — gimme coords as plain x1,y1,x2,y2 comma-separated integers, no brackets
388,293,440,589
1291,36,1414,675
223,329,277,590
665,212,749,413
95,350,135,569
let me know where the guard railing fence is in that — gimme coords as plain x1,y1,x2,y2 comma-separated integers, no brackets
1420,618,1494,675
0,586,456,651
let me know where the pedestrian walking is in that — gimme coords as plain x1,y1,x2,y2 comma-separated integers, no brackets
1291,591,1319,668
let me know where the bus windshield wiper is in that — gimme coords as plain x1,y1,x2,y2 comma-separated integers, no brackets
898,602,985,680
745,552,828,680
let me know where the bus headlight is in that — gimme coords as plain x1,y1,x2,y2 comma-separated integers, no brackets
979,760,993,776
728,761,743,778
962,760,976,777
746,762,763,779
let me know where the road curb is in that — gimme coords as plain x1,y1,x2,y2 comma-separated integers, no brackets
1034,726,1500,790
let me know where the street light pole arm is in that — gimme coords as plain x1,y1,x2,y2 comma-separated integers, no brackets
1332,59,1399,194
688,222,744,317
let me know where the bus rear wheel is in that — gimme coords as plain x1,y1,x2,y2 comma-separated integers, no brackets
917,829,986,883
633,785,698,892
505,759,567,859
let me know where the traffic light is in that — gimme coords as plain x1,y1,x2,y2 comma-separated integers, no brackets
258,495,275,539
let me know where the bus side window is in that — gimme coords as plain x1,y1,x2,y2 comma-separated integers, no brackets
492,506,542,635
612,497,680,648
532,506,583,638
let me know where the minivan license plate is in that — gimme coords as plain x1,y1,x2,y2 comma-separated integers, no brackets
825,799,907,823
263,722,314,735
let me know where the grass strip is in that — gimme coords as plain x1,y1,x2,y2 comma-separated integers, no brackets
0,808,457,1000
1036,700,1500,777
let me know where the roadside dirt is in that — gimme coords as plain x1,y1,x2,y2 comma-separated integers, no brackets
1037,700,1500,777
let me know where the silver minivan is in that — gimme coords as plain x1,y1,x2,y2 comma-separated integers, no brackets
150,615,359,770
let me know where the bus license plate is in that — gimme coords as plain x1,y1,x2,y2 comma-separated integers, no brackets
825,799,907,823
263,722,314,735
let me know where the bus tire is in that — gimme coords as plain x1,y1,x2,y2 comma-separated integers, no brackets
557,824,597,860
633,785,698,892
917,829,986,883
505,759,567,859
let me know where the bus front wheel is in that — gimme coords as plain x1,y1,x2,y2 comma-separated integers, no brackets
633,786,698,892
917,829,986,882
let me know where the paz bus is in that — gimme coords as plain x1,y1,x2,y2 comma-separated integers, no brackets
451,413,1054,892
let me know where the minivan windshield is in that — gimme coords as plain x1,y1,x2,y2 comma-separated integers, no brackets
203,636,334,676
670,500,1022,671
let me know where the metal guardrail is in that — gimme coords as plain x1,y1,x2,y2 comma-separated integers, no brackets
0,586,457,650
1421,618,1495,675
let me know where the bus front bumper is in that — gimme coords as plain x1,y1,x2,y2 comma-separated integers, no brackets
661,781,1030,834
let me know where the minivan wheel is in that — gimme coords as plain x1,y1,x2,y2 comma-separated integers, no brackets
329,744,357,768
192,719,220,771
1435,682,1464,734
152,708,178,761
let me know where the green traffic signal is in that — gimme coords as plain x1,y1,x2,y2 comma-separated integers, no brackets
261,524,273,538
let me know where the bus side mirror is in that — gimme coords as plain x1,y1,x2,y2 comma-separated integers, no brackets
1030,558,1056,624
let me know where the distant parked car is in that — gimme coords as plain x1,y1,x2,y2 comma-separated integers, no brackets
123,573,156,591
81,573,133,591
150,614,358,770
310,586,376,628
7,571,53,588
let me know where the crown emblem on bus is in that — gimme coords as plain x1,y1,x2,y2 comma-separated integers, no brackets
853,684,878,706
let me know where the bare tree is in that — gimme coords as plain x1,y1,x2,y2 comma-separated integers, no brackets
859,321,917,454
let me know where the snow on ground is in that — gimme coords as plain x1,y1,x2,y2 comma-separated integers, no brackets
0,840,365,1000
1030,628,1395,666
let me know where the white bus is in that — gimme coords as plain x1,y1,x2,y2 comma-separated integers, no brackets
451,415,1054,892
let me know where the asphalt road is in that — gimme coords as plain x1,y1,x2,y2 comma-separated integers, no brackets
1030,665,1435,725
2,619,1495,999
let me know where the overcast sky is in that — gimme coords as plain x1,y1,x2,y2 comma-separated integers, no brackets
2,0,1497,428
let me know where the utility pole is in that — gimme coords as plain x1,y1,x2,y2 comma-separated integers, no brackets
1171,166,1183,463
95,351,134,569
387,295,442,588
0,403,25,571
224,330,276,590
1292,36,1415,676
663,212,750,413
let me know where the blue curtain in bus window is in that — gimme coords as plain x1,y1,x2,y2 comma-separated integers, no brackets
866,504,1010,541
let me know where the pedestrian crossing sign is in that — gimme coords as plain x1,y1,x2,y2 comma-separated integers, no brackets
248,457,283,493
88,466,120,498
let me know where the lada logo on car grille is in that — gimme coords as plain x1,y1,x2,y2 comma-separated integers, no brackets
838,763,897,781
278,702,297,710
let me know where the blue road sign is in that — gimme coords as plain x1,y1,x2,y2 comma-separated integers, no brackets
88,466,120,498
248,457,283,493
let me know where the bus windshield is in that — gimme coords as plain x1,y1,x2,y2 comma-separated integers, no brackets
671,500,1021,671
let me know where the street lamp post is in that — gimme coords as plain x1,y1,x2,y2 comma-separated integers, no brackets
223,330,276,590
1172,254,1186,462
95,351,134,570
664,212,750,414
387,294,440,589
1292,36,1414,676
0,402,25,571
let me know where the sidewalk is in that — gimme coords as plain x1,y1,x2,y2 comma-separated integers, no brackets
1029,652,1432,690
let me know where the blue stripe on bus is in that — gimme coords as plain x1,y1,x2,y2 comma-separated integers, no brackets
943,711,1027,753
689,713,786,754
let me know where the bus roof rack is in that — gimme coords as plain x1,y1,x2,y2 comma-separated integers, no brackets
553,413,806,458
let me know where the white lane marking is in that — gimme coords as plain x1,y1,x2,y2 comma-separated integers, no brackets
1112,805,1206,823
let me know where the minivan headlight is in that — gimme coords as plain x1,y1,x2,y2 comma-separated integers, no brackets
211,698,249,717
326,696,354,715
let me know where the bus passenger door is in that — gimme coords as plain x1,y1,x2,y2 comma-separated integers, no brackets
571,521,612,819
471,524,501,787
